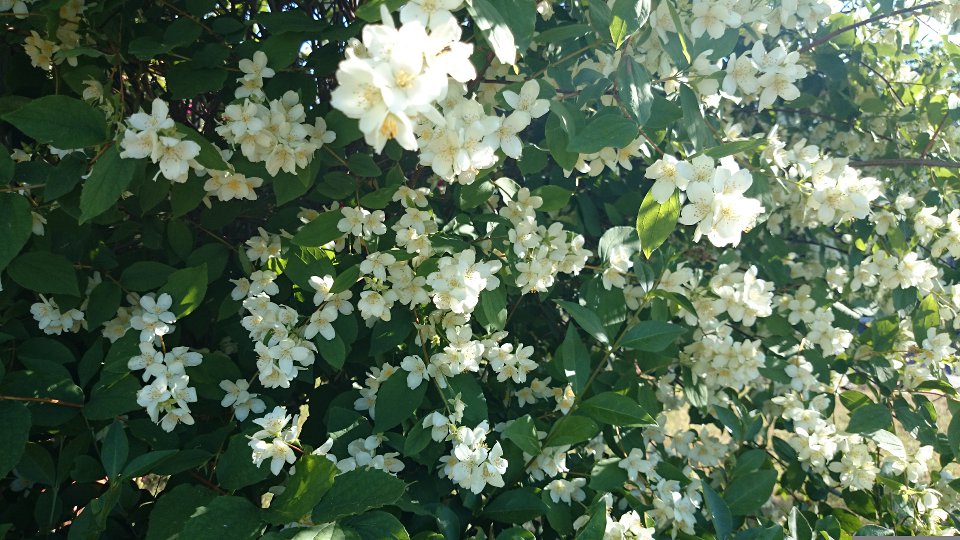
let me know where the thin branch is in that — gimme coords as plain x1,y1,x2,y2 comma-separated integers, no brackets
847,158,960,168
799,1,941,53
0,394,84,408
858,59,906,108
920,113,951,158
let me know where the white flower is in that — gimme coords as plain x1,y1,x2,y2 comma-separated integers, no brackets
502,80,550,119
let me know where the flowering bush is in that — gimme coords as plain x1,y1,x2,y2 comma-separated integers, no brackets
2,0,960,538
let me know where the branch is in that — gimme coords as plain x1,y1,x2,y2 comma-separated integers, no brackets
0,394,84,408
848,158,960,168
799,1,941,53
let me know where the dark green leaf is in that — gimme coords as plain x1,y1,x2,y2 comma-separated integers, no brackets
101,422,128,478
312,468,405,523
620,321,685,352
580,392,656,426
2,96,107,148
503,415,540,456
180,496,263,539
0,193,32,273
146,484,217,540
544,415,600,447
482,488,546,524
293,210,344,247
845,404,892,434
723,469,777,515
7,251,80,296
0,402,31,478
159,264,209,318
555,300,609,344
559,325,590,395
703,482,733,540
373,371,427,433
616,57,654,124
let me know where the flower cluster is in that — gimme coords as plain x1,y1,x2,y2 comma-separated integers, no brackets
119,99,201,183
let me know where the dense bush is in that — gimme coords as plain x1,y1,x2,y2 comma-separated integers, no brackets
1,0,960,538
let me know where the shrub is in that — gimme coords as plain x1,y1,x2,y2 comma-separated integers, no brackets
1,0,960,538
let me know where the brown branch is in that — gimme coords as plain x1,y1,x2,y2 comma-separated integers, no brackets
858,59,906,108
800,1,941,53
848,158,960,168
0,394,84,408
920,113,951,158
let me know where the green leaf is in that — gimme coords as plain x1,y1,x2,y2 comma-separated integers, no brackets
839,389,872,411
348,154,382,177
487,0,536,52
535,24,592,44
679,84,717,148
121,261,177,291
175,123,230,171
482,488,547,524
331,264,361,294
373,371,427,433
559,325,590,395
544,415,600,447
2,95,107,148
723,469,777,515
369,309,413,356
312,468,405,523
85,281,122,329
180,496,263,539
555,300,609,344
159,264,209,318
701,137,766,159
620,321,685,352
0,193,32,273
167,62,228,99
342,511,411,540
609,16,629,48
476,287,507,332
611,0,652,35
85,373,141,420
0,402,31,479
467,0,518,65
502,415,540,456
532,185,573,212
122,449,179,477
845,404,892,434
545,110,578,170
703,482,733,540
637,189,680,258
566,110,638,154
101,421,129,478
293,210,344,247
355,0,406,21
580,392,656,426
616,57,654,124
217,435,272,491
7,251,80,296
267,455,338,524
442,373,488,426
913,293,940,341
146,484,216,540
588,457,628,492
0,148,13,185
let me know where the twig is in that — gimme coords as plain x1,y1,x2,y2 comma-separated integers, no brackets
847,158,960,168
858,59,906,108
799,2,941,53
920,112,951,158
0,394,84,408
